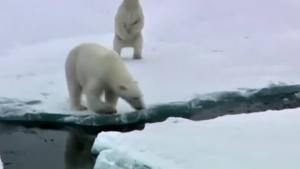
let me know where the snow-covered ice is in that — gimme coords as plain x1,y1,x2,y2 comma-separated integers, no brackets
92,108,300,169
1,0,300,115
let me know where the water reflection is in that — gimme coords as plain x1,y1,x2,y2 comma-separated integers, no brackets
0,123,97,169
64,131,96,169
0,120,145,169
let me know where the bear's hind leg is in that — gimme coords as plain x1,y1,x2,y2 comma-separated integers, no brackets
133,33,143,59
113,35,123,55
68,82,87,111
84,82,116,114
105,89,118,108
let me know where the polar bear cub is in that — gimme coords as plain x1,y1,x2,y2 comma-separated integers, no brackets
114,0,144,59
65,43,145,114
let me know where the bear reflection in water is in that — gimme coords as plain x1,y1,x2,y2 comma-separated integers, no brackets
64,131,96,169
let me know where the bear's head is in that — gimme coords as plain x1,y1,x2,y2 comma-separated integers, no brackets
116,81,145,110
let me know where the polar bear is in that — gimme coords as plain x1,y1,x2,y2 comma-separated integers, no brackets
65,43,145,114
114,0,144,59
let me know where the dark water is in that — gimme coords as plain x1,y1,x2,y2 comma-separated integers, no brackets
0,122,144,169
0,123,97,169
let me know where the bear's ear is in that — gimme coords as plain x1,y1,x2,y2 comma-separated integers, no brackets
119,85,127,91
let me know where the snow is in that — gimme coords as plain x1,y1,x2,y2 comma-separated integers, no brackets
1,0,300,115
92,108,300,169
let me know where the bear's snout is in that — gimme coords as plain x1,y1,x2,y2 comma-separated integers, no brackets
127,98,145,111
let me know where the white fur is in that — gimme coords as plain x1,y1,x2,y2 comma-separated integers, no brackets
65,43,145,114
114,0,144,59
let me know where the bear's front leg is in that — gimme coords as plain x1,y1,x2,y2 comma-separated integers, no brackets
86,93,116,114
105,89,118,108
84,83,117,114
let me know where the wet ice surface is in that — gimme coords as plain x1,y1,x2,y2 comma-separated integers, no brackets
2,84,300,130
92,108,300,169
0,123,96,169
0,155,3,169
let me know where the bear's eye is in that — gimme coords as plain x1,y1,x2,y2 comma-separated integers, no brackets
119,85,127,91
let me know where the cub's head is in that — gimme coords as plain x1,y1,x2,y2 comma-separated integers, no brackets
116,81,145,110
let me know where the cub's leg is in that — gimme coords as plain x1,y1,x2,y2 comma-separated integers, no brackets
84,81,116,114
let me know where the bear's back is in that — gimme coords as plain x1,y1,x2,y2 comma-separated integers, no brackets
71,43,128,84
75,43,120,68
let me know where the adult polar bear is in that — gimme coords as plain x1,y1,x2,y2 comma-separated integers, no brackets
114,0,144,59
65,43,145,114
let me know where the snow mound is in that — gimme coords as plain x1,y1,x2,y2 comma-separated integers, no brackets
92,132,183,169
92,108,300,169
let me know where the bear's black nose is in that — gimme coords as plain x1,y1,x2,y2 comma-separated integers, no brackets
136,105,145,110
